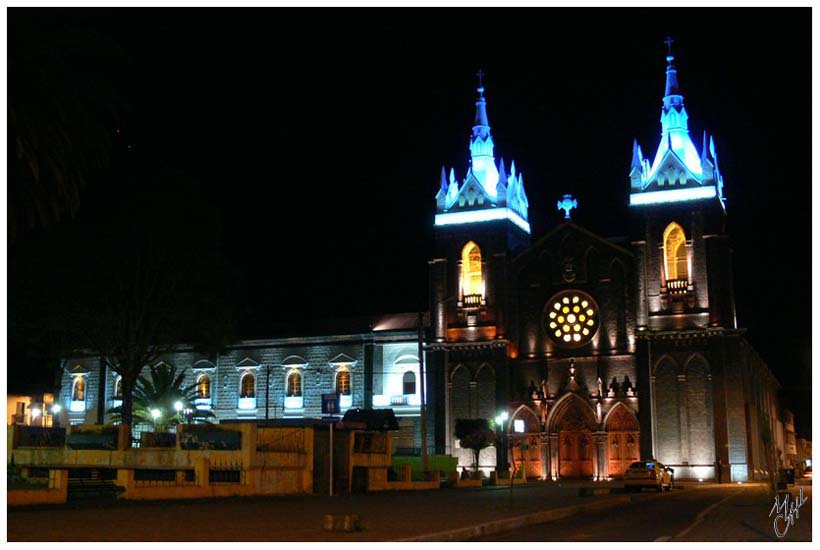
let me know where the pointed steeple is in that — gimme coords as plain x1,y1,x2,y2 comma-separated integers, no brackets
433,75,530,234
468,70,499,198
440,165,448,193
629,38,726,208
664,36,680,97
473,69,490,139
647,37,702,180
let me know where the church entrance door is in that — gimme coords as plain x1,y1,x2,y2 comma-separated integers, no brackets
551,396,597,479
605,404,640,478
558,430,593,478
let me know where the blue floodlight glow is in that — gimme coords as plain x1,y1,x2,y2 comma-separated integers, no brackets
435,208,531,233
629,185,716,206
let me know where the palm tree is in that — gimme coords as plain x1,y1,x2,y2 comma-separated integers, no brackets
107,363,214,432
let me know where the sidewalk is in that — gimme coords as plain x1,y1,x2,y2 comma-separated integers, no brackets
674,482,812,542
8,480,634,542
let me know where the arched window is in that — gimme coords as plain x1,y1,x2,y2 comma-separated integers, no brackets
403,371,416,395
461,241,484,302
114,376,122,398
240,372,255,398
72,377,85,401
336,369,351,396
197,375,211,399
287,371,302,397
663,222,689,281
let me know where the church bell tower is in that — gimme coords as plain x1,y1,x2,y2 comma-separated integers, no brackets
429,73,531,343
630,40,736,332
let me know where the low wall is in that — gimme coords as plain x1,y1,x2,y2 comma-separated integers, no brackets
7,470,68,506
384,479,439,491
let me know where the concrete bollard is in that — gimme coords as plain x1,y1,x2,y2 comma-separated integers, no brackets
343,514,361,532
323,514,362,532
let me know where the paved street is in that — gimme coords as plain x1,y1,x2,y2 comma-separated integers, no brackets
7,481,624,542
475,483,812,542
8,480,811,541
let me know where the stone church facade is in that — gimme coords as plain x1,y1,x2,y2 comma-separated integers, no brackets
60,47,789,483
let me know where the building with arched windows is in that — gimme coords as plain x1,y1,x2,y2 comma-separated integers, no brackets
58,45,790,483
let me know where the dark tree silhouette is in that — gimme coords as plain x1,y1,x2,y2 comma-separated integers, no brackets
8,15,124,240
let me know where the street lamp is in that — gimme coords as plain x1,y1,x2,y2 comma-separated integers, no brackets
494,411,510,473
174,401,184,424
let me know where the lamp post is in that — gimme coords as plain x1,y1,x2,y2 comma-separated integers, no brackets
174,401,183,424
494,411,509,473
150,408,161,431
51,403,62,428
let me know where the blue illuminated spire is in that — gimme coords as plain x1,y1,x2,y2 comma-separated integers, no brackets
469,70,500,198
628,37,726,208
433,74,530,234
648,38,702,180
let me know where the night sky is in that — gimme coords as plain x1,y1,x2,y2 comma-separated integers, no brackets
8,8,811,436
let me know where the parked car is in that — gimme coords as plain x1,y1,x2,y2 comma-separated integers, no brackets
624,459,674,492
802,466,812,479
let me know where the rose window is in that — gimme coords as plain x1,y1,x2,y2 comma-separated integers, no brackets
546,291,598,347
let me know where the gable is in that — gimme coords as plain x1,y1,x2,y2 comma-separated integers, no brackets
451,172,494,211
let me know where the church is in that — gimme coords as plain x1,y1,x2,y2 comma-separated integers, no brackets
59,46,789,483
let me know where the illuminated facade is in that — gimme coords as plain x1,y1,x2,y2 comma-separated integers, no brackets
428,53,788,482
59,45,789,483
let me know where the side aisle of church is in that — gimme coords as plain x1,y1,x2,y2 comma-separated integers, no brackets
58,314,434,453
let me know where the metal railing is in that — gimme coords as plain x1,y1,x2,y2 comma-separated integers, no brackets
462,294,483,307
666,278,689,294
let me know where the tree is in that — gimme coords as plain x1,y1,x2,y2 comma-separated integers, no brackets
107,363,214,432
455,418,496,474
12,166,238,436
8,15,125,240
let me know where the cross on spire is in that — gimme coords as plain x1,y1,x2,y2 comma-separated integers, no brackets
476,69,486,96
664,35,675,61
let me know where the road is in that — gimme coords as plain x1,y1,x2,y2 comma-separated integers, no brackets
473,484,812,542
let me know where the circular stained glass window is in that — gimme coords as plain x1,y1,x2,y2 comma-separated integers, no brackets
545,290,599,347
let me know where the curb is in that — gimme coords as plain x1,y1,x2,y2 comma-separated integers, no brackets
394,494,632,542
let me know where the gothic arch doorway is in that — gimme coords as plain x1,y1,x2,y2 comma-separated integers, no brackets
604,403,640,478
509,406,542,479
549,395,597,479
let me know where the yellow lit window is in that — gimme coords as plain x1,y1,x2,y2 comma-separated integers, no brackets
287,371,302,397
197,375,211,399
461,242,484,300
72,377,85,401
336,370,351,395
240,372,255,398
663,222,689,281
546,291,598,347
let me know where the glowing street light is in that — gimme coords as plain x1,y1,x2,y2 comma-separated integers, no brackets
150,408,162,420
51,404,62,414
174,401,183,412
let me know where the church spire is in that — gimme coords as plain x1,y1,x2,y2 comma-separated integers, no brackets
629,37,726,207
468,69,499,198
472,70,490,139
647,36,702,181
664,36,680,97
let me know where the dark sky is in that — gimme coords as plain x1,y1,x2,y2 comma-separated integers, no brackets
8,8,811,436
